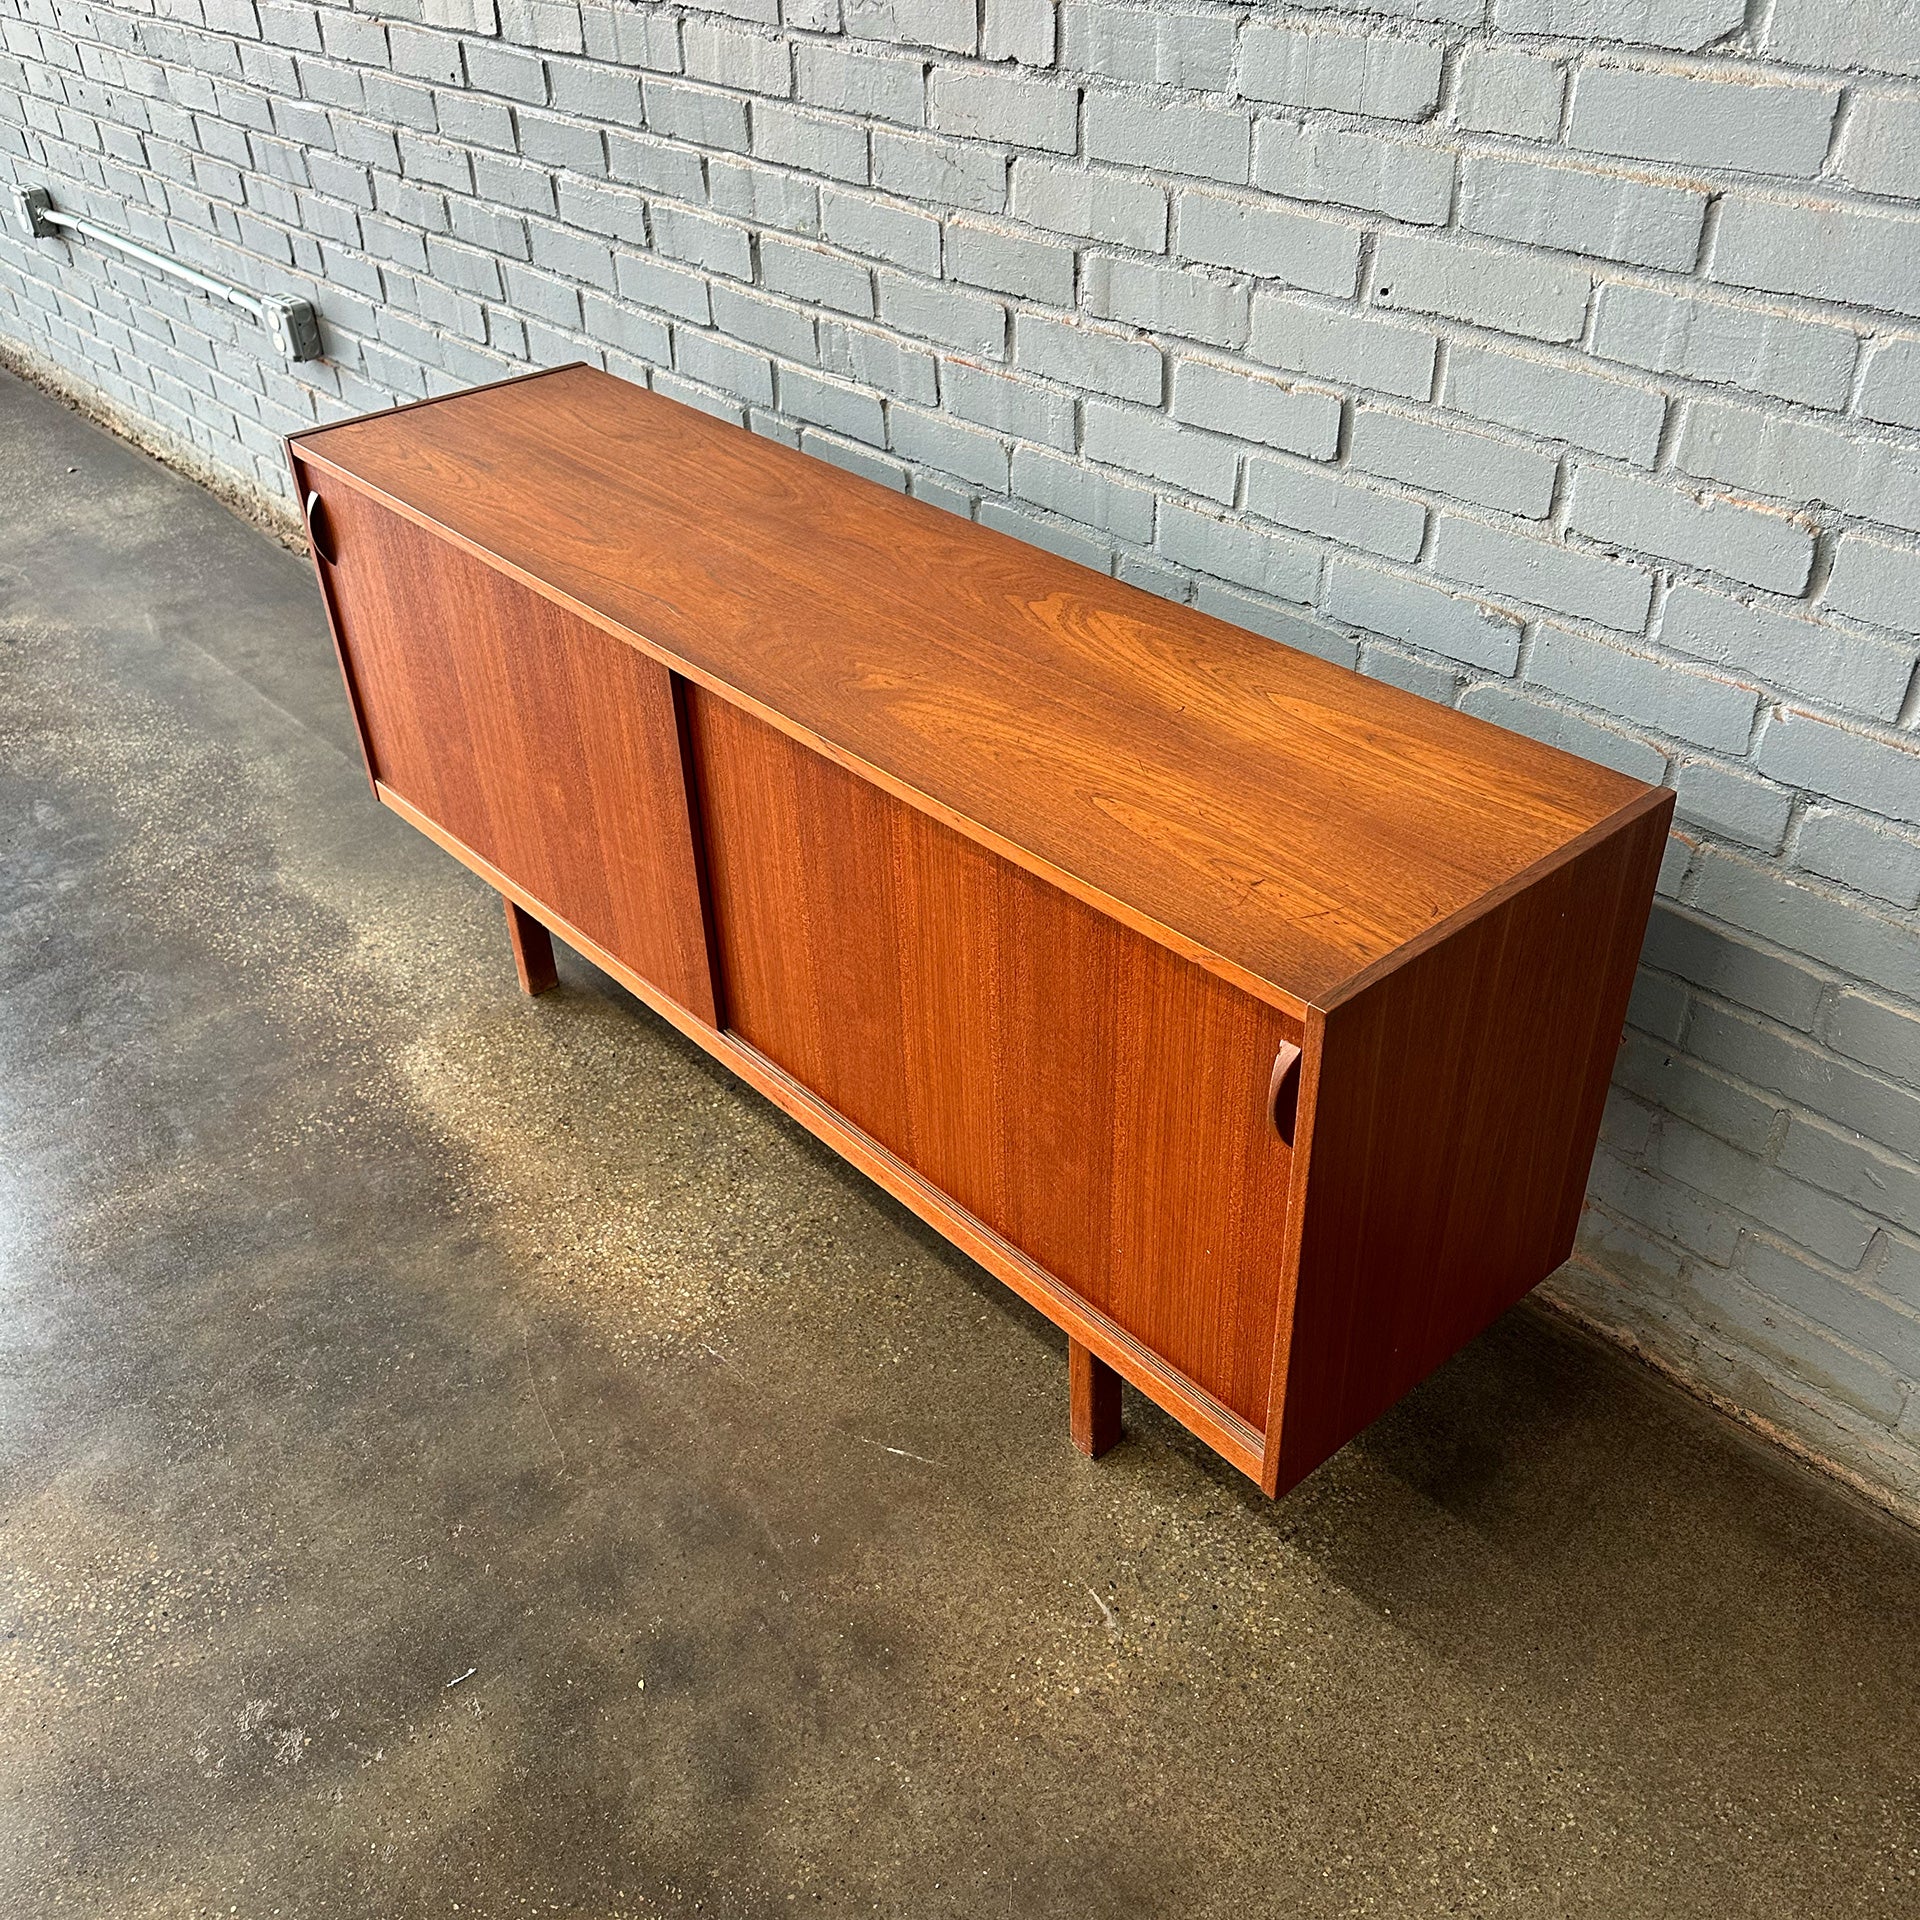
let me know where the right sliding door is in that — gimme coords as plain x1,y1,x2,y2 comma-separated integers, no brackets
686,691,1299,1431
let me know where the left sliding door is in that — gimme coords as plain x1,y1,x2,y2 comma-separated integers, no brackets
301,470,717,1024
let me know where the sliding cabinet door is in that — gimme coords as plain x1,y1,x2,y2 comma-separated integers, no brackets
688,691,1298,1430
305,472,715,1023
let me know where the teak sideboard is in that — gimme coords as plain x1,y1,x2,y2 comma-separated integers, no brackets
288,364,1672,1499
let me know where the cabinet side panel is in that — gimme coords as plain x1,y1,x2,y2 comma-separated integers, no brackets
689,690,1299,1428
1270,797,1673,1494
313,476,716,1023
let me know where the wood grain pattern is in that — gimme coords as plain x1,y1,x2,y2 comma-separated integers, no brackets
310,474,717,1025
291,365,1647,1012
1263,788,1674,1495
373,778,1267,1482
1070,1340,1123,1459
688,688,1299,1430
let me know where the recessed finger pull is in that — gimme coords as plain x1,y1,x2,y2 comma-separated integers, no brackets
1269,1042,1303,1146
305,489,336,565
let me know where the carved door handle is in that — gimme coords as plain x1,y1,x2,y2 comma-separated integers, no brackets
1269,1042,1303,1146
305,489,336,565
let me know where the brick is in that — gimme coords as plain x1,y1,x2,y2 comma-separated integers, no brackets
1083,252,1249,349
1461,152,1707,273
556,177,650,246
1322,557,1524,672
1643,906,1825,1028
1084,93,1250,187
1085,399,1240,504
1434,515,1653,632
753,103,870,184
1660,582,1917,720
645,205,748,280
1014,311,1161,403
1373,232,1591,344
800,428,906,489
1532,625,1756,751
1173,191,1362,298
1858,338,1920,433
1013,443,1155,543
1195,583,1357,667
1242,24,1444,122
643,78,751,152
1446,342,1663,464
1794,809,1920,911
1569,468,1814,596
1764,0,1920,79
1692,853,1920,1005
1360,644,1463,706
1349,406,1556,517
845,0,978,55
676,328,775,407
1780,1116,1920,1233
1171,359,1340,458
497,0,585,53
708,157,821,234
821,186,941,274
1494,0,1746,52
1828,991,1920,1086
761,235,875,315
876,269,1006,356
778,364,886,442
1657,1122,1874,1268
819,317,938,403
716,283,820,363
547,60,645,123
945,216,1074,303
929,63,1076,154
946,360,1075,451
1247,456,1425,562
977,498,1113,572
1248,295,1436,402
1674,761,1793,852
1453,46,1565,140
982,0,1056,67
523,223,612,293
1251,120,1454,227
1614,1032,1780,1155
1011,160,1166,252
1712,195,1920,321
682,20,792,97
1824,534,1920,632
1156,500,1319,604
1459,682,1668,781
1834,91,1920,201
1591,283,1857,413
888,404,1008,487
1739,1237,1920,1387
463,40,547,102
795,43,924,126
1678,399,1920,536
1570,65,1837,178
872,128,1007,212
1756,710,1920,825
1061,3,1235,90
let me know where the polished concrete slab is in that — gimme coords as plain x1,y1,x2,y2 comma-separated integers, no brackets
2,365,1917,1919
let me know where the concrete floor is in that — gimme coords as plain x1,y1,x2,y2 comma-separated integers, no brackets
2,365,1917,1920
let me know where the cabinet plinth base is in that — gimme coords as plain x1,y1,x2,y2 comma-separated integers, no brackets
1070,1339,1123,1458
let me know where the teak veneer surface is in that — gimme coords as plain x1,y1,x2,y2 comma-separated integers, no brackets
294,364,1649,1011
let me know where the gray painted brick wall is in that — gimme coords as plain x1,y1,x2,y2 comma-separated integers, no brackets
3,0,1919,1510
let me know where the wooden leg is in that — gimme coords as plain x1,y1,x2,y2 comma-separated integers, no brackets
505,898,558,996
1069,1338,1122,1458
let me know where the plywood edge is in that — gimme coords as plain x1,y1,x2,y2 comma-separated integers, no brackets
376,780,1269,1486
306,455,1312,1021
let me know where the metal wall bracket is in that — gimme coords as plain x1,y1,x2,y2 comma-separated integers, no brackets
11,183,324,363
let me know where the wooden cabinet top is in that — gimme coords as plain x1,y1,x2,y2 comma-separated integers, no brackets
293,364,1664,1014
